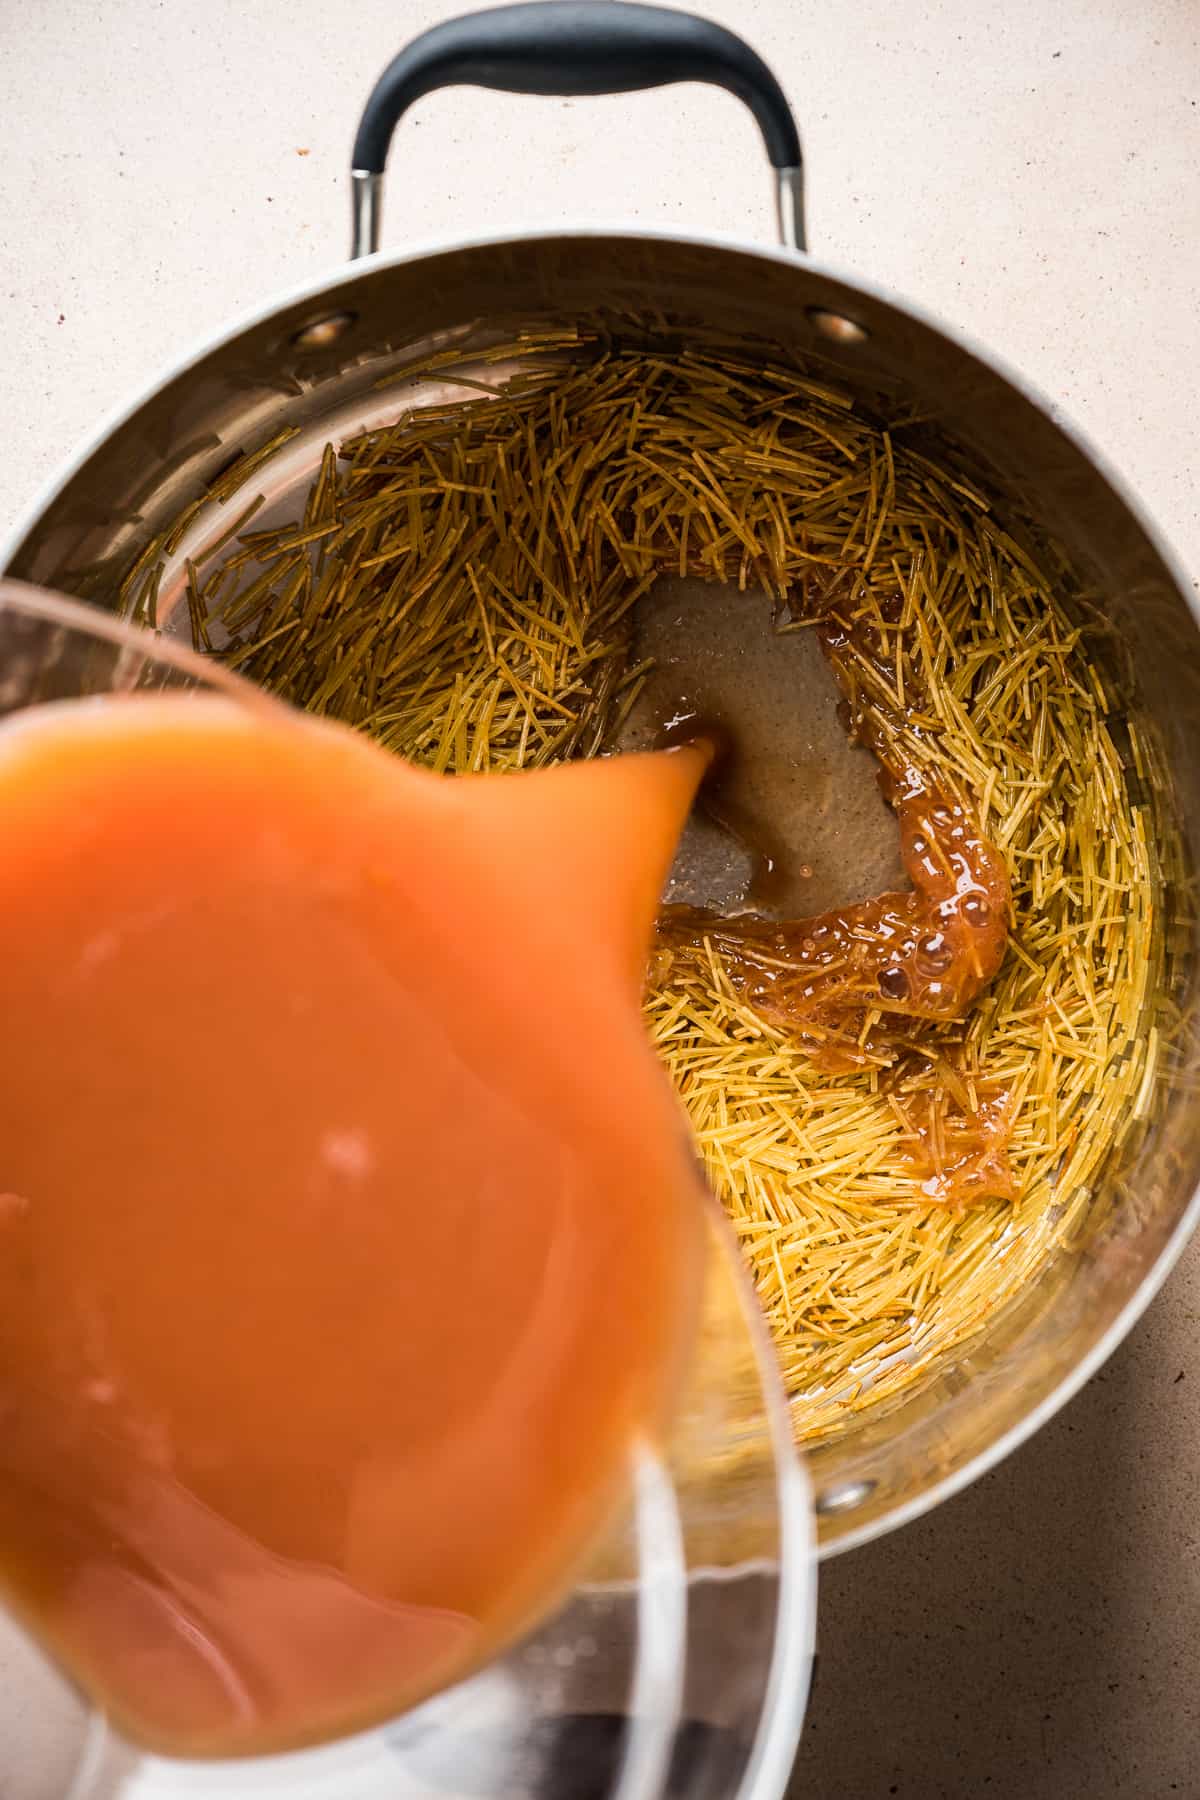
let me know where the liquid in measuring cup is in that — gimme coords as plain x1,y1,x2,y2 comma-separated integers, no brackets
0,698,707,1757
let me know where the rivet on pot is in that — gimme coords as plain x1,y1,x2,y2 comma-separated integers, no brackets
815,1478,876,1515
807,308,870,346
291,311,357,351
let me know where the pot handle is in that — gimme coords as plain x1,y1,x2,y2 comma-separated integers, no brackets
350,1,804,258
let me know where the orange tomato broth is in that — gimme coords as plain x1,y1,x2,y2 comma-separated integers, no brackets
0,695,708,1757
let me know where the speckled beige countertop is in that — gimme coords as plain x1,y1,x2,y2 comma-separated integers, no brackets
1,2,1198,1794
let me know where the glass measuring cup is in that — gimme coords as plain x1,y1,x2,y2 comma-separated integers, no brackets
0,583,814,1800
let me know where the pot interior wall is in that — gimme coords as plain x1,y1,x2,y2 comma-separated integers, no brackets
8,234,1200,1549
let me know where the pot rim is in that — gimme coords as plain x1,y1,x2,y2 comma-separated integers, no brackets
5,221,1195,608
5,221,1198,1555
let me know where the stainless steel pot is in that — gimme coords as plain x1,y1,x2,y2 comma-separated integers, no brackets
4,1,1199,1554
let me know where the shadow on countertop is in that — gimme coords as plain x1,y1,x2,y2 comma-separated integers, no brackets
789,1239,1200,1800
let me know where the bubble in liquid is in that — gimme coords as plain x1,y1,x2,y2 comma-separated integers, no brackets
963,893,991,928
879,965,910,1001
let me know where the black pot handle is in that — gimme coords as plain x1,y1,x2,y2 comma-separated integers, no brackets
349,1,804,257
